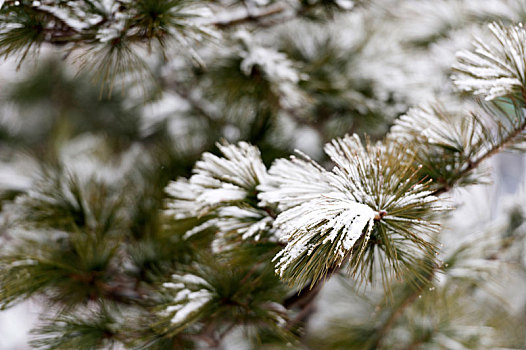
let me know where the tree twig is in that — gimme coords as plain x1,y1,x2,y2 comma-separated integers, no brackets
210,4,289,28
433,110,526,196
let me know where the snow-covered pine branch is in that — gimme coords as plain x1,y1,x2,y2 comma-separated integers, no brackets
236,30,307,109
165,141,267,215
164,20,526,293
388,103,485,191
165,135,444,288
164,141,276,249
261,135,444,287
258,152,334,211
388,95,526,195
160,258,288,337
0,0,216,93
452,22,526,101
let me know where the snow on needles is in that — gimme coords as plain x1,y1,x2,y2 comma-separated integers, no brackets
389,104,465,150
165,141,267,218
193,141,267,202
166,137,442,285
163,274,213,327
452,22,526,100
258,152,334,211
165,141,275,246
266,134,443,286
272,194,375,283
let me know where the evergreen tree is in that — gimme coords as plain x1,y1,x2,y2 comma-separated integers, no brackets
1,1,526,349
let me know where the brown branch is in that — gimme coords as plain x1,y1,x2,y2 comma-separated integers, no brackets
282,278,327,332
283,262,342,331
211,4,289,28
372,265,438,349
406,331,434,350
373,290,422,348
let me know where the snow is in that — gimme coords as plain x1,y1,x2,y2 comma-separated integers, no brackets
164,178,202,219
0,301,41,350
193,142,268,190
162,282,185,290
240,46,299,84
183,220,217,239
335,0,354,10
165,145,276,244
197,185,247,205
0,163,33,192
37,4,91,31
389,104,460,146
176,274,211,287
213,207,275,242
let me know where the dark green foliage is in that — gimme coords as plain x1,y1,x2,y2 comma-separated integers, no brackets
77,40,151,98
131,0,203,45
1,172,121,308
30,306,124,350
160,253,288,333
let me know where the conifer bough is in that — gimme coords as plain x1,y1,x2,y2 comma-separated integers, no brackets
165,20,526,341
2,1,526,347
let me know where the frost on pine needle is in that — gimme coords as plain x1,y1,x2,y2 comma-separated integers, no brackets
452,22,526,101
191,141,267,208
269,134,444,287
387,103,492,191
164,178,202,219
212,207,275,247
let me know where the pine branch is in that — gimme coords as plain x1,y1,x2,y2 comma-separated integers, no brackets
432,104,526,196
210,2,352,29
372,270,435,349
280,105,526,328
211,4,288,28
281,101,526,330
